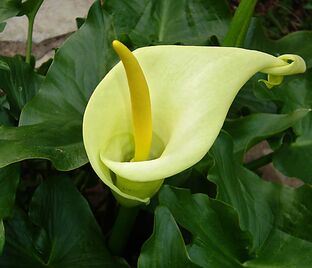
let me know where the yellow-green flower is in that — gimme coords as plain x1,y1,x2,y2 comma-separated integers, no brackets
83,41,305,207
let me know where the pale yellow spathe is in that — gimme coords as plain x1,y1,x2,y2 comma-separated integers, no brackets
83,45,306,206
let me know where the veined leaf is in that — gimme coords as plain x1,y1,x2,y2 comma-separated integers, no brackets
0,177,128,267
104,0,231,46
0,56,44,120
208,132,312,251
0,0,22,23
138,206,200,268
159,186,252,267
159,184,312,267
224,109,309,159
0,1,118,170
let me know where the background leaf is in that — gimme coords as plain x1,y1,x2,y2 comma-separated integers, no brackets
224,109,309,159
0,1,118,170
208,131,312,251
159,184,312,267
0,164,19,254
159,186,252,268
131,0,230,46
0,121,85,171
244,230,312,267
20,0,44,19
0,176,128,267
104,0,231,47
0,0,22,23
138,206,199,268
0,164,19,219
0,56,44,120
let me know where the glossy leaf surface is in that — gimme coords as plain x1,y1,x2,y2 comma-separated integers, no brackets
0,164,19,254
138,206,199,268
0,56,44,119
208,132,312,251
159,186,251,267
0,177,127,267
0,1,118,170
224,109,309,159
104,0,231,46
159,184,312,267
0,0,21,23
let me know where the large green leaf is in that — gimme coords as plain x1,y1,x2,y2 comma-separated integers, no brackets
208,132,312,251
159,186,252,268
244,230,312,267
0,1,118,170
104,0,231,46
0,176,127,267
224,109,309,159
0,96,13,126
20,1,117,125
128,0,231,45
0,0,21,23
0,121,85,171
159,185,312,267
0,56,44,120
251,68,312,183
265,70,312,183
20,0,44,19
138,206,199,268
0,164,19,219
273,143,312,183
0,164,19,254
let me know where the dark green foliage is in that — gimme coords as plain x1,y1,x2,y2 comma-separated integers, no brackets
0,0,312,266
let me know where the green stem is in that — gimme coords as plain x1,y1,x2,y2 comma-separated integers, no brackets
25,16,34,64
245,152,273,170
108,205,140,255
223,0,258,47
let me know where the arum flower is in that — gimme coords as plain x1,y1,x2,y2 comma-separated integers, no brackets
83,41,305,207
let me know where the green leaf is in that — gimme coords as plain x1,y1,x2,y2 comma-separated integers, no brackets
104,0,231,46
0,56,44,120
20,0,43,19
273,143,312,184
0,164,19,254
0,121,86,171
0,60,9,71
0,176,128,267
244,230,312,267
224,109,310,159
229,77,278,116
0,0,22,23
0,164,19,219
0,1,118,170
252,69,312,183
208,131,312,251
20,1,117,125
159,183,312,267
159,186,252,268
0,96,13,126
138,206,200,268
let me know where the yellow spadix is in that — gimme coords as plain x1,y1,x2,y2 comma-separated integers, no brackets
83,42,306,207
112,40,152,162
